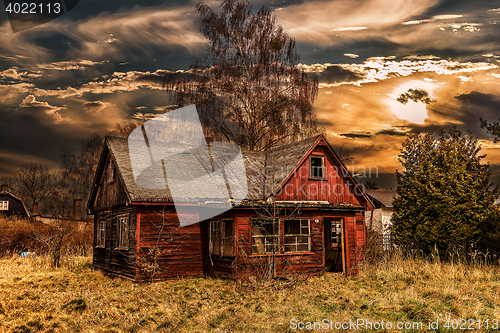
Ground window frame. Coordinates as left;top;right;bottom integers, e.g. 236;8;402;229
283;218;311;253
328;218;343;250
117;216;129;249
0;201;8;211
96;219;106;248
209;219;234;257
251;218;281;255
310;155;326;180
107;160;116;184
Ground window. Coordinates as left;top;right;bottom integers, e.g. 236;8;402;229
329;219;342;249
0;201;8;211
210;220;220;255
117;216;129;249
210;220;234;256
97;220;106;247
310;155;325;179
251;219;280;254
284;219;310;252
108;160;116;183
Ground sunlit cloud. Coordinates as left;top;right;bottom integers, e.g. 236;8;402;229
19;95;66;120
332;27;368;32
301;58;498;87
37;60;107;71
0;6;205;68
276;0;439;45
83;101;113;115
34;70;166;98
344;53;360;58
0;83;34;103
432;14;464;20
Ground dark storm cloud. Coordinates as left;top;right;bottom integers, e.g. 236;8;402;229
455;91;500;109
397;88;434;105
375;129;409;136
313;65;363;84
339;132;373;139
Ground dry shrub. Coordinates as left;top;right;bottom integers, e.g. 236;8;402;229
0;216;92;256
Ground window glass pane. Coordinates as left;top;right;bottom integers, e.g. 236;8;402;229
284;219;300;234
310;156;324;178
222;220;233;256
330;219;342;247
118;217;129;248
284;219;310;252
252;219;279;254
210;221;220;255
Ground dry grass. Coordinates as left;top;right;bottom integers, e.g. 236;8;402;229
0;252;499;333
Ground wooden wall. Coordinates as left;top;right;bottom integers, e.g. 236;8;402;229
135;206;209;282
93;205;137;280
208;209;365;279
275;145;368;207
0;193;28;217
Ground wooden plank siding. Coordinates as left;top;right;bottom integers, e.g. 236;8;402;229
93;205;137;280
274;145;365;206
135;206;209;282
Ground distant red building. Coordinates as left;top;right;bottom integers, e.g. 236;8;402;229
88;135;373;282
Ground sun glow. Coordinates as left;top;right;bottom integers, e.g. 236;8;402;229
384;80;438;124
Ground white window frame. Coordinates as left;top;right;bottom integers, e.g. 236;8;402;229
284;219;311;252
310;155;325;179
117;216;129;249
0;201;8;211
251;219;280;255
97;220;106;248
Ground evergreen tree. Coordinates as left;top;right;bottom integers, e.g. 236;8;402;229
392;128;498;256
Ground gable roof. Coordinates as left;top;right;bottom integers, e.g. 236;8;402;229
365;190;398;208
0;189;30;217
88;134;372;208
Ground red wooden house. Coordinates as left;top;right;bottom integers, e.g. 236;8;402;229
88;134;373;281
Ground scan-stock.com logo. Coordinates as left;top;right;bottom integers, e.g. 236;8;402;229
4;0;79;33
128;105;248;227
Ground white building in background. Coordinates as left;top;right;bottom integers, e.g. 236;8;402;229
365;190;399;250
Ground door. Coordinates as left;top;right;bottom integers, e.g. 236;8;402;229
324;218;344;273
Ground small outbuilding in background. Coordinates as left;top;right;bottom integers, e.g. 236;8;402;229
0;184;29;218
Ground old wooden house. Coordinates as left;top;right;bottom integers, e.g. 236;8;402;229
88;135;373;281
0;185;29;218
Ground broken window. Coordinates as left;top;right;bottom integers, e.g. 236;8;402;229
284;219;310;252
0;201;8;211
251;219;280;254
117;216;129;249
329;219;342;248
210;219;234;256
310;155;325;179
97;220;106;248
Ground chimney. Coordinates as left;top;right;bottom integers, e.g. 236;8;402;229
1;184;8;191
32;203;39;216
73;199;82;220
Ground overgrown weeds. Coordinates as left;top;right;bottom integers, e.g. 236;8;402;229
1;251;499;332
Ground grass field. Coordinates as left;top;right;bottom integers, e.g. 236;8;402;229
0;252;499;333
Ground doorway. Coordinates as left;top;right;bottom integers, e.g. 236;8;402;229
324;218;344;273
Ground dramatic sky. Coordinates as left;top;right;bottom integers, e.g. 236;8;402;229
1;0;500;189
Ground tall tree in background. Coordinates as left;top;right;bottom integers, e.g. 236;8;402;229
392;128;498;256
480;117;500;141
60;134;103;218
13;163;55;211
164;0;318;151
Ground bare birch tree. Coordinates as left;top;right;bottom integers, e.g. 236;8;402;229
164;0;319;151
